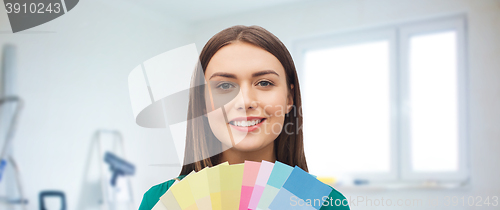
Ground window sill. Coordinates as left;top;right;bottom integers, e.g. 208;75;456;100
331;180;470;192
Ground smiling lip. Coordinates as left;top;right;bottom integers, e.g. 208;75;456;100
228;116;266;132
229;116;265;122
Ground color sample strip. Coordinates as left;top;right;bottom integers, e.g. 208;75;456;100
160;178;182;210
248;160;274;210
219;163;244;210
207;162;228;210
239;161;261;210
256;161;293;210
188;167;212;210
170;171;198;210
152;200;168;210
268;166;333;210
160;190;182;210
160;183;182;210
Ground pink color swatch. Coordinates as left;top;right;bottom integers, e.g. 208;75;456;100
239;161;261;210
247;160;274;209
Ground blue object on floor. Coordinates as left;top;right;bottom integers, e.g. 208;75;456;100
39;190;66;210
104;152;135;187
0;159;6;182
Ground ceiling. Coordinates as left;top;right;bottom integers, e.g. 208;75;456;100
123;0;307;24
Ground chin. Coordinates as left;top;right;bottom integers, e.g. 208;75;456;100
231;136;270;152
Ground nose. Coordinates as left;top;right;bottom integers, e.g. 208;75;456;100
234;84;258;111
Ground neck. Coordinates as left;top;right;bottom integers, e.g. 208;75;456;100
220;142;276;165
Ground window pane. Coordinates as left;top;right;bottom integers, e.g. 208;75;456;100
409;31;459;172
303;41;391;177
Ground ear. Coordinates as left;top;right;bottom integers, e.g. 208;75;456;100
287;84;294;114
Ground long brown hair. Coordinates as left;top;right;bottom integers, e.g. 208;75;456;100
179;25;307;175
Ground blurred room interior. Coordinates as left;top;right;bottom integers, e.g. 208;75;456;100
0;0;499;209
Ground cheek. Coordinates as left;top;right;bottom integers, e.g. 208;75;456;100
262;90;289;118
206;108;232;145
260;91;289;137
206;108;249;147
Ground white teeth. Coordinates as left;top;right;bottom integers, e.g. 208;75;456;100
231;119;262;127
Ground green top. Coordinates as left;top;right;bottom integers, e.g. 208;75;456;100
139;175;350;210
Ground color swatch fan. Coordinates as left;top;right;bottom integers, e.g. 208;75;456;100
152;161;334;210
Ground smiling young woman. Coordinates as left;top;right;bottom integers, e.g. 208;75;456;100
203;40;296;166
138;25;349;210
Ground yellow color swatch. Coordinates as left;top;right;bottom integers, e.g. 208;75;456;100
188;167;212;210
160;189;181;210
219;163;244;210
170;171;198;210
207;162;228;210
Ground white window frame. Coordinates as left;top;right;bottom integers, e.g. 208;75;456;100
294;29;399;182
399;16;469;182
292;14;469;184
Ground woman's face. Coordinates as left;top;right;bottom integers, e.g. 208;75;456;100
204;41;293;152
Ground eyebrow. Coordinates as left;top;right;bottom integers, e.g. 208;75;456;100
209;70;279;80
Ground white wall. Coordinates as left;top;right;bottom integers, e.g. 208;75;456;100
189;0;500;209
0;0;193;209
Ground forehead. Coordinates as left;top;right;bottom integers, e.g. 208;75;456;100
205;42;285;78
